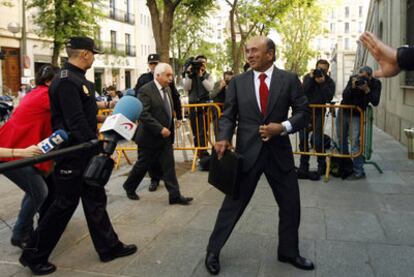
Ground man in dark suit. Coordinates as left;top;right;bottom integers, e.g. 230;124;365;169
133;54;183;192
122;63;192;205
205;36;314;275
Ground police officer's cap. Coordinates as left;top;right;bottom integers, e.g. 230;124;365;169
66;37;102;54
147;54;160;64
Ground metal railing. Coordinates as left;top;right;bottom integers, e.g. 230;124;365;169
109;8;135;24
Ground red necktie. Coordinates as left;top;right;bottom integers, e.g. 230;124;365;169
259;73;269;116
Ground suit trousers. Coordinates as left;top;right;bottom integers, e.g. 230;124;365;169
21;156;121;264
207;145;301;257
123;142;181;199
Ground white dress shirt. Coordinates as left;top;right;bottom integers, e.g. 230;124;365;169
252;66;292;133
154;80;172;118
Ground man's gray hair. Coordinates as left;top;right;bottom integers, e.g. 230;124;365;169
154;62;171;76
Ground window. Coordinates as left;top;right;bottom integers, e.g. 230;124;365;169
407;0;414;85
359;6;363;18
125;33;131;55
330;23;335;33
109;0;116;18
345;6;349;18
345;22;350;33
358;22;363;32
110;30;117;51
344;38;350;50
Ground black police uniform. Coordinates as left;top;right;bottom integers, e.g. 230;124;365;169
21;62;123;264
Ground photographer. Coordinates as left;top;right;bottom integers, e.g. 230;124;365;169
183;55;214;158
298;60;335;180
336;66;382;180
211;71;234;106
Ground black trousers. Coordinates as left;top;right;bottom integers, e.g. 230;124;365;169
21;156;121;264
123;142;181;199
299;113;326;171
148;163;162;183
207;146;301;257
189;106;208;149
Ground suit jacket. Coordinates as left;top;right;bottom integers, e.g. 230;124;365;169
218;66;310;172
135;81;175;148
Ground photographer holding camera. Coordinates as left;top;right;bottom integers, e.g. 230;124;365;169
183;55;214;158
211;71;234;106
298;59;335;180
336;66;382;180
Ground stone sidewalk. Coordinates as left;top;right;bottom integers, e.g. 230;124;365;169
1;126;414;277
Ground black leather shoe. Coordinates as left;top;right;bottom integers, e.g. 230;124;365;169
149;179;159;192
100;243;138;262
278;255;315;270
169;196;193;205
19;256;57;275
205;252;220;275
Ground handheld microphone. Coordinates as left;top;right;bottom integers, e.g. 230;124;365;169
83;95;143;187
37;129;69;153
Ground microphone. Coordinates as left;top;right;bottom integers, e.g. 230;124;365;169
99;95;143;154
37;129;69;153
83;95;143;187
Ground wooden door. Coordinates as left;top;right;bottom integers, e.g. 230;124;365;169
1;47;21;96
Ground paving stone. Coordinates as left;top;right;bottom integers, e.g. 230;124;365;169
315;240;375;277
52;224;162;275
317;190;384;212
379;212;414;245
121;228;209;277
325;210;386;243
367;244;414;277
382;194;414;212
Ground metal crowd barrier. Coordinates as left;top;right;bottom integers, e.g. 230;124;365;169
292;104;365;181
98;103;222;171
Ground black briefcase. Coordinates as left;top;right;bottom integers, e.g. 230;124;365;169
208;149;241;199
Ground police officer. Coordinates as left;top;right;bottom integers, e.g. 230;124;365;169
131;54;182;194
20;37;137;275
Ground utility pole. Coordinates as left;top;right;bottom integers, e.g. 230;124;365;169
21;0;28;80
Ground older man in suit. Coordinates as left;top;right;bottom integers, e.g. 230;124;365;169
122;63;192;205
204;36;314;275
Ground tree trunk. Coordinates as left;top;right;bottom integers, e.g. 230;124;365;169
51;41;61;67
228;1;239;74
147;0;176;63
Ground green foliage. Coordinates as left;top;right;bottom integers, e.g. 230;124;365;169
27;0;105;64
276;0;326;76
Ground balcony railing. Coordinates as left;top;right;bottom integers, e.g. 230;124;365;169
97;41;136;57
109;8;135;24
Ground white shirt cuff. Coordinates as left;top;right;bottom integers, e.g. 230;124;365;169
282;120;292;133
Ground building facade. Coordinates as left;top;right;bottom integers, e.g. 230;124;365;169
311;0;369;97
354;0;414;145
0;0;156;96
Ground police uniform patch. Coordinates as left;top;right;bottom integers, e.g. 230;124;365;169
83;85;90;95
60;69;68;78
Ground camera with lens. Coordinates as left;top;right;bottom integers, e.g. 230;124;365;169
183;57;203;78
313;68;325;78
355;76;370;87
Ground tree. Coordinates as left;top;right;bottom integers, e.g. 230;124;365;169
276;1;325;76
225;0;303;74
146;0;214;63
27;0;104;66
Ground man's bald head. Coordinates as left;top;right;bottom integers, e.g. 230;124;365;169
245;36;276;72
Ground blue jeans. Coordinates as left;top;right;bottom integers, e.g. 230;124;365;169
335;112;365;175
3;166;48;240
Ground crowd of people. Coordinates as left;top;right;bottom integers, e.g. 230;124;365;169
0;30;412;275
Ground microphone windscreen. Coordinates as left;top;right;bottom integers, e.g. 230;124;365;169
113;95;142;122
53;129;69;142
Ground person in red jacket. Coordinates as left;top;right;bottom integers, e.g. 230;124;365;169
0;64;58;248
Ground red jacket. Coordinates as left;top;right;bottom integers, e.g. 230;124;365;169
0;85;52;173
